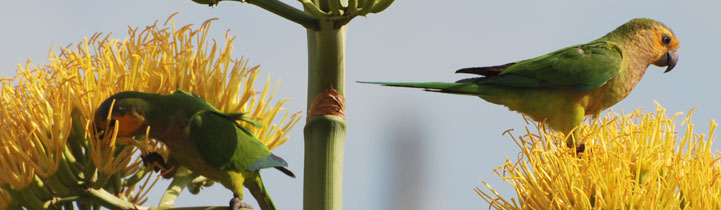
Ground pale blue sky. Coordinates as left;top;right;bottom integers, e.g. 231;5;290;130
2;1;720;210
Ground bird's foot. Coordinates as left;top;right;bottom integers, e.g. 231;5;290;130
566;142;586;154
141;152;174;178
575;143;586;154
229;195;253;210
566;137;586;154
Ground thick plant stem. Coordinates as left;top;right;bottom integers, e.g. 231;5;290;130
303;20;347;210
306;22;346;105
304;116;346;210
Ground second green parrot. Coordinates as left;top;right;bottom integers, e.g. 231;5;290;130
362;18;679;150
94;90;294;210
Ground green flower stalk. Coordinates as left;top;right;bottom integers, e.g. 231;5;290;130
0;15;300;210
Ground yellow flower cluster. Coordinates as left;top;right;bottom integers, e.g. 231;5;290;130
0;13;300;208
477;103;719;209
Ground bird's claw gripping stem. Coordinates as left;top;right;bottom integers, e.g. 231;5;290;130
229;195;253;210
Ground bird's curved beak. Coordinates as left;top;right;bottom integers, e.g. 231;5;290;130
655;50;678;73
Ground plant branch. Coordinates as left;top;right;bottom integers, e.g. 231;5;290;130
246;0;320;30
85;188;136;210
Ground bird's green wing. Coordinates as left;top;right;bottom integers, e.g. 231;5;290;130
188;110;271;171
477;41;622;91
171;90;263;127
217;112;265;128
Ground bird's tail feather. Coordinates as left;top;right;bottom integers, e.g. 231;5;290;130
358;81;490;96
274;167;296;178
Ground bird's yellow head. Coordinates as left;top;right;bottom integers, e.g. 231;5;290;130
612;18;680;73
646;21;679;73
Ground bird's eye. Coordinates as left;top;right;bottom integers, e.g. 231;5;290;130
661;34;671;46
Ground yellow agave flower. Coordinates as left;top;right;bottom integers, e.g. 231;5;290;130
0;13;300;209
477;103;719;209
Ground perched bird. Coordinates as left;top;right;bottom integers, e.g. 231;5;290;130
361;18;679;150
94;90;295;210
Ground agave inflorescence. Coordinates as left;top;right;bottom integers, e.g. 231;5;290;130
0;13;300;209
477;103;719;209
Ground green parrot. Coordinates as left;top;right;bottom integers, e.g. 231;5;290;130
361;18;679;150
94;90;295;210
